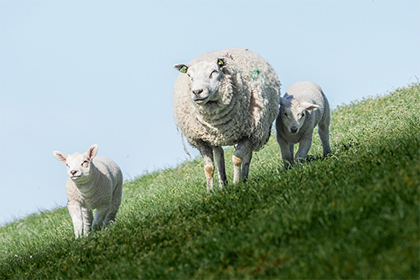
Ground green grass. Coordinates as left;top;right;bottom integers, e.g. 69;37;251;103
1;83;419;279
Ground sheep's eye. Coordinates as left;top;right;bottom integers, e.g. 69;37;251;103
209;70;218;78
65;164;70;168
301;112;305;117
82;160;89;166
187;74;193;81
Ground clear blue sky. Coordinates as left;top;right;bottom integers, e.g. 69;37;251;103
0;0;419;225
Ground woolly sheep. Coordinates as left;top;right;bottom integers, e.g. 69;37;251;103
173;48;280;191
275;81;332;169
53;144;123;238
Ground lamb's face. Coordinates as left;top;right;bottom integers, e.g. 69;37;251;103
54;144;98;184
281;104;307;135
65;153;93;182
280;97;320;134
174;58;226;106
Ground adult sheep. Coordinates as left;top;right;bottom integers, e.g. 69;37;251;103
173;48;280;191
275;81;332;169
53;144;123;238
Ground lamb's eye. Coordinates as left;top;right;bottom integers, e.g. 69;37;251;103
302;112;305;117
187;74;193;81
82;160;89;166
65;164;70;168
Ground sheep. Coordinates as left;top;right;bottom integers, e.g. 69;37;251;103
53;144;123;238
173;48;280;191
275;81;332;169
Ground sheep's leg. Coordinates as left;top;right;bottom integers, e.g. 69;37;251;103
81;207;93;236
241;151;253;182
92;207;108;231
105;181;123;226
295;135;313;163
199;144;215;192
213;146;227;188
277;135;293;169
288;143;294;168
232;155;242;184
233;139;252;183
318;119;332;157
319;95;333;157
67;201;86;238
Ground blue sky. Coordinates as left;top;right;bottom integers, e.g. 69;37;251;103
0;0;419;225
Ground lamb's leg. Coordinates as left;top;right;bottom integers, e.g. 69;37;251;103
81;207;93;236
277;135;294;169
318;118;332;156
67;201;83;238
233;139;252;183
213;146;227;188
199;144;215;192
295;135;313;163
92;207;108;231
105;180;123;226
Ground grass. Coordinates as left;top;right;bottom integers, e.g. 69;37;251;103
0;83;419;279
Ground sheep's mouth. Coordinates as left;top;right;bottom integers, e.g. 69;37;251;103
193;96;210;104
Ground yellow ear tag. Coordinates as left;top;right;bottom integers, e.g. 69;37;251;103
180;65;188;73
217;59;224;67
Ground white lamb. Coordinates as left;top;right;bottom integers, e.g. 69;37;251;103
173;48;280;191
53;144;123;238
276;81;332;169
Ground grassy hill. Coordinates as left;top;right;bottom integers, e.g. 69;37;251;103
1;83;419;279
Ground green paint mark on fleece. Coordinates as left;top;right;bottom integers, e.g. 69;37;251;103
250;69;261;80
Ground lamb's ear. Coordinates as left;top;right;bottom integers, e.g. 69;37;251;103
174;64;188;74
279;97;288;106
53;151;68;163
302;102;320;112
87;144;98;159
217;58;226;68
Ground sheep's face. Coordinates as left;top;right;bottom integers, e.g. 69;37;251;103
64;153;93;182
174;58;226;105
280;97;319;134
53;144;98;184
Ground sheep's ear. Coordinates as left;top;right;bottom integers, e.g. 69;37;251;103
302;102;320;112
217;58;226;68
174;64;188;74
87;144;98;159
279;97;289;106
53;151;68;163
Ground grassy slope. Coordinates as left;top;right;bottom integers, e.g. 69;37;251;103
0;84;419;279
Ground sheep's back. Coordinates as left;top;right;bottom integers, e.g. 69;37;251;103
93;156;123;188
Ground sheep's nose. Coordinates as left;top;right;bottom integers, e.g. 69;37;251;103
70;170;77;176
291;127;298;134
193;89;203;96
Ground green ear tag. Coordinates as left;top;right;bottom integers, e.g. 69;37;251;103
218;59;224;67
180;65;188;73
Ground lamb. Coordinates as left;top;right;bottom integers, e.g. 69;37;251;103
173;48;280;191
53;144;123;238
275;81;332;169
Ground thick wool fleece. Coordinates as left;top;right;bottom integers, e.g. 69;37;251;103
173;48;280;151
